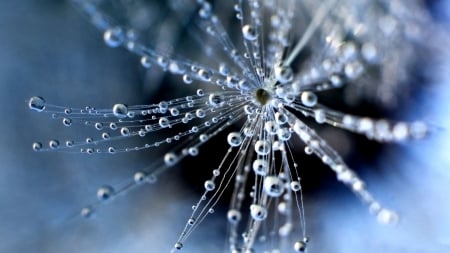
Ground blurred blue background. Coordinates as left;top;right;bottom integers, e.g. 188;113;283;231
0;1;449;253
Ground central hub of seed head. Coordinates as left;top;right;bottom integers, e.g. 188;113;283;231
254;88;271;106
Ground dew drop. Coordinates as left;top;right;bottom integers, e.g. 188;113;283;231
242;24;257;41
263;176;284;197
377;209;399;225
195;109;206;118
264;121;278;135
227;209;242;224
290;181;302;192
196;89;205;96
209;93;224;107
109;122;118;130
227;132;242;147
294;240;306;252
120;127;130;136
103;27;125;47
140;55;152;68
61;118;72;127
80;206;93;218
314;109;326;124
300;91;318;107
198;68;212;81
250;204;267;221
131;172;145;184
28;96;46;112
274;64;293;84
277;128;291;141
252;159;269;176
108;147;116;154
182;74;193;84
164;152;178;166
254;140;270;155
169;108;179;116
204;180;215;191
112;104;128;118
32;142;42;151
219;63;230;75
94;122;103;130
97;185;114;201
65;140;74;147
49;140;59;149
174;242;183;250
188;147;199;156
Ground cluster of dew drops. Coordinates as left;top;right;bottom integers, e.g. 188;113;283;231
27;0;436;252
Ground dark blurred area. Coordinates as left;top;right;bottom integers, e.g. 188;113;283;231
1;1;449;253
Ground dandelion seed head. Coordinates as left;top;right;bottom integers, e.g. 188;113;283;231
27;0;445;252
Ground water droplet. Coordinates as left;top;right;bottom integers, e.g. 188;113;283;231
204;180;215;191
314;109;326;124
227;132;242;147
344;61;364;79
196;89;205;96
164;152;178;166
174;242;183;250
252;159;269;176
112;104;128;118
80;206;93;218
108;147;116;154
227;209;241;224
274;64;293;84
300;91;318;107
49;140;60;149
188;147;199;156
250;204;267;221
242;24;257;41
277;128;291;141
97;185;114;201
377;209;399;225
65;140;74;147
32;142;42;151
103;27;125;47
120;127;130;136
134;171;146;184
209;93;224;107
182;74;193;84
294;240;306;252
264;121;278;135
219;63;230;75
254;140;270;155
290;181;301;191
28;96;46;112
198;68;212;81
198;2;212;19
140;56;152;68
94;122;103;130
275;112;287;124
263;176;284;197
109;122;118;130
169;108;179;116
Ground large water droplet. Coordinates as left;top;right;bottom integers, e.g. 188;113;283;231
242;24;257;41
227;132;242;147
263;176;284;197
112;104;128;118
28;96;46;112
